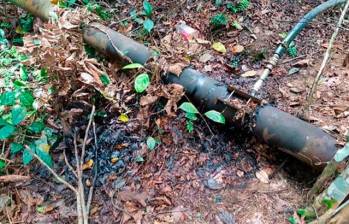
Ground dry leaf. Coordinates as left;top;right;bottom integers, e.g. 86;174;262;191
231;44;244;54
212;42;226;54
241;70;257;77
82;159;94;170
256;170;269;183
167;63;186;76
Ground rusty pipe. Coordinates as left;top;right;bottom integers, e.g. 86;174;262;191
79;25;338;167
83;23;151;65
9;0;56;21
254;105;337;166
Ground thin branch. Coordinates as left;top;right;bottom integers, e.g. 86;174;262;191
86;121;98;213
80;105;96;167
305;0;349;109
64;149;78;178
24;145;77;194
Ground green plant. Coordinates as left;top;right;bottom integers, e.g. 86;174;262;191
58;0;76;8
210;13;228;28
0;34;56;169
134;73;150;93
279;32;298;58
179;102;199;133
204;110;226;124
146;136;159;150
84;1;110;20
227;0;250;13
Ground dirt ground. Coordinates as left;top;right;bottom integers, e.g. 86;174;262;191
1;0;349;223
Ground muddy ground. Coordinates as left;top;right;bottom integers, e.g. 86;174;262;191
0;0;349;223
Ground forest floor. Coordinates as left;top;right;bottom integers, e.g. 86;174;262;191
0;0;348;223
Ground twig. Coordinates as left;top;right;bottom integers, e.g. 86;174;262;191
76;105;96;224
86;121;98;214
24;145;77;193
64;149;78;178
74;133;87;224
80;105;96;167
305;0;349;109
0;175;30;183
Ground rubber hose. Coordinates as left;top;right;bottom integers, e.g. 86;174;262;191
275;0;346;56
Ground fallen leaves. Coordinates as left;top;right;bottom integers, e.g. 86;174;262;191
241;70;257;77
212;42;226;53
231;44;244;54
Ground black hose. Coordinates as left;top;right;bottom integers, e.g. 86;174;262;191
252;0;346;95
275;0;346;56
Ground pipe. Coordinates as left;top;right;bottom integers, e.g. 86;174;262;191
8;0;56;21
254;105;337;166
8;1;338;166
166;69;337;166
251;0;346;96
83;23;151;65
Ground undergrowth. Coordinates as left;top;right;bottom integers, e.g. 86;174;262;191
0;29;57;171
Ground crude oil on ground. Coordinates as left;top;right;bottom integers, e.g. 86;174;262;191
1;0;348;223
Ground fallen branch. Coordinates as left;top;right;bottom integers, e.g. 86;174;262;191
0;175;30;183
305;0;349;109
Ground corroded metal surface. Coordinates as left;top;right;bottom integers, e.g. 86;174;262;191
83;23;151;65
10;0;55;21
254;105;337;166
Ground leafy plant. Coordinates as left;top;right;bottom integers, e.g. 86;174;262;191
179;102;199;133
143;1;153;17
58;0;76;8
143;19;154;34
122;63;144;70
85;2;110;20
0;33;56;169
210;13;228;28
279;32;298;58
146;136;157;150
204;110;226;124
227;0;250;13
134;73;150;93
215;0;223;7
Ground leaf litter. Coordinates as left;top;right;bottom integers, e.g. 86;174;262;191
1;0;349;223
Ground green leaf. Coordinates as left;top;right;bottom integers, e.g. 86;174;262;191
185;112;197;121
28;121;45;133
0;159;6;171
22;147;33;165
99;73;110;86
204;110;226;124
20;65;29;81
287;216;297;224
143;19;154;33
11;106;27;125
19;91;34;107
186;120;194;133
0;91;15;106
215;0;223;6
134;73;150;93
135;155;144;163
36;205;46;214
0;125;15;140
210;13;227;28
122;63;144;70
322;197;337;209
146;136;156;150
212;42;226;53
143;1;153;17
179;102;199;114
35;136;53;167
10;142;23;155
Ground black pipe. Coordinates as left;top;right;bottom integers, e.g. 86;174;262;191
251;0;346;95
